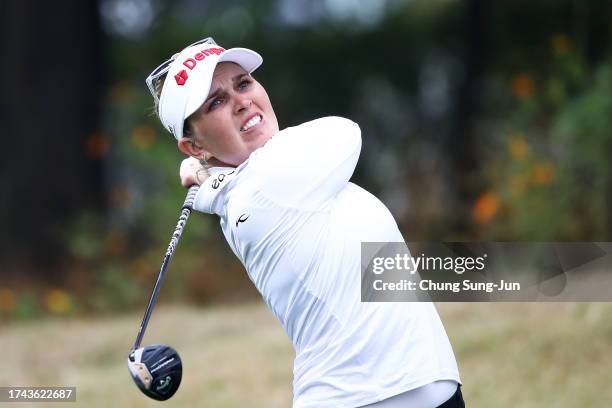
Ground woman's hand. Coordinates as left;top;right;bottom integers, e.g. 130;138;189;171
179;157;210;187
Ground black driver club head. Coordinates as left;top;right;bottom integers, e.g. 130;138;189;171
128;344;183;401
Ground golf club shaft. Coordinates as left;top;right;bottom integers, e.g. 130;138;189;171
132;185;200;351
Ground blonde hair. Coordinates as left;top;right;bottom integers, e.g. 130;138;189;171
153;74;193;138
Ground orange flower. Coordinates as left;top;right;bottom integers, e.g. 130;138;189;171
508;133;530;159
44;289;72;315
132;124;156;150
472;192;500;224
512;74;534;100
551;34;570;56
0;288;16;312
531;162;555;185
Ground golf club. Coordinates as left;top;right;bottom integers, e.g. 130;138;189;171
127;184;199;401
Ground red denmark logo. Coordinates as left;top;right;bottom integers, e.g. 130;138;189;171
173;47;225;86
175;70;188;86
183;47;225;70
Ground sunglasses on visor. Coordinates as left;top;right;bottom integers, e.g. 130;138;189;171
145;37;218;105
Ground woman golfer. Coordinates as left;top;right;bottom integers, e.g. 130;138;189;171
147;37;464;407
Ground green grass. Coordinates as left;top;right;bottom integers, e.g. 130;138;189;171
1;302;611;407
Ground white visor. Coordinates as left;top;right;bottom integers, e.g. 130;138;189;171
158;43;262;140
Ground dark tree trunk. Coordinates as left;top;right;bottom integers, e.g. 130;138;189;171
0;0;104;271
449;0;486;238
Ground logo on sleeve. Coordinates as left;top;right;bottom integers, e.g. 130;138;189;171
211;170;235;190
235;213;249;227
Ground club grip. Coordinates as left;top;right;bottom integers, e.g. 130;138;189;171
182;184;200;210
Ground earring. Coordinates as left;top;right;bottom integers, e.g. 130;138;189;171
199;155;209;168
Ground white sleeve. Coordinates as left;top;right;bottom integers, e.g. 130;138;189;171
192;167;237;215
254;116;362;210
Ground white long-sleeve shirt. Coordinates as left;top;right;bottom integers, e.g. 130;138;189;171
193;117;460;408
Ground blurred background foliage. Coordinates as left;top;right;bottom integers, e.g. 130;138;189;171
1;0;611;321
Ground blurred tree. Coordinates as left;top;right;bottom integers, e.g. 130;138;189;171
2;0;610;310
473;0;612;240
0;0;105;274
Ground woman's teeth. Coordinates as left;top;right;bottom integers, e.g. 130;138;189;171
241;115;262;131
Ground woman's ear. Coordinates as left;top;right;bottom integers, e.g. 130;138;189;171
177;137;209;159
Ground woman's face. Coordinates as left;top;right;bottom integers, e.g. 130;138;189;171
186;62;279;166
